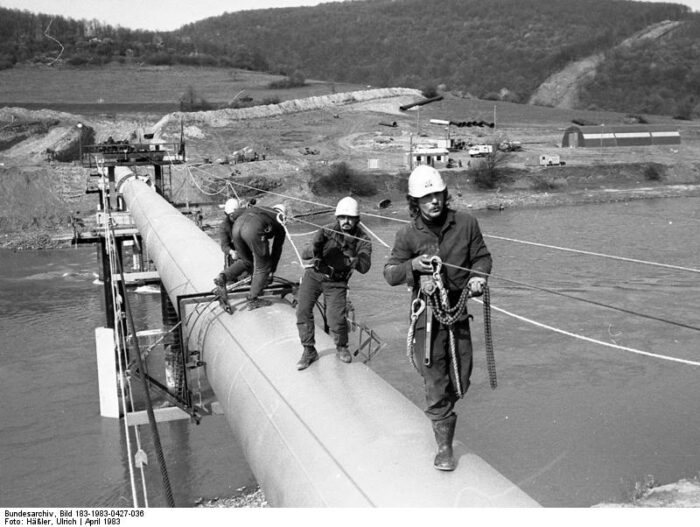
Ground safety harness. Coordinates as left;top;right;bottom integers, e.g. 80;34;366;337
406;256;497;395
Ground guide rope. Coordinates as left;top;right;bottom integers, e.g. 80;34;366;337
111;223;176;507
484;234;700;275
212;172;700;276
480;300;700;367
186;165;700;365
97;161;146;507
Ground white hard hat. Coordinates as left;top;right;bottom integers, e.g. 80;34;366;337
335;196;359;217
224;198;240;214
408;165;446;198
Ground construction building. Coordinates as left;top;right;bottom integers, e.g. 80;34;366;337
408;145;449;168
562;124;680;148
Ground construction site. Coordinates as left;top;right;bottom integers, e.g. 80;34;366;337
3;76;700;508
3;86;700;250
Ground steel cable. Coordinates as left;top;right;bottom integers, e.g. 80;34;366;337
189;165;700;339
97;162;144;507
112;225;176;508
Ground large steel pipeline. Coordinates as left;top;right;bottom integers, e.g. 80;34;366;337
121;177;540;507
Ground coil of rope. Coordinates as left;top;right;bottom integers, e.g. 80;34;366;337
406;257;496;394
482;286;497;389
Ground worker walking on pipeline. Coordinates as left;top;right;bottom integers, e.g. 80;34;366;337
213;203;287;310
295;197;372;370
383;166;492;471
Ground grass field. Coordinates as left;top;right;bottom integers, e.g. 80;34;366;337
3;63;697;131
0;63;365;113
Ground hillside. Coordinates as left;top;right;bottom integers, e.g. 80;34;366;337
1;0;698;116
179;0;691;105
529;20;683;109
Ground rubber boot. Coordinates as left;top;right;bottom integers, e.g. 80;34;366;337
213;273;232;314
296;346;319;371
432;414;457;471
336;345;352;363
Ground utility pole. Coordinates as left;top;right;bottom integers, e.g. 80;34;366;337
77;122;83;165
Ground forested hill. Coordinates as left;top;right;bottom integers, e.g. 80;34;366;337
2;0;700;116
179;0;689;100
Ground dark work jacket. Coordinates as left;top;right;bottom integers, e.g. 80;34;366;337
242;206;286;268
383;208;492;300
219;208;247;253
302;222;372;281
219;214;235;253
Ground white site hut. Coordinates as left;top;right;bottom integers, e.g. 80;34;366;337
408;145;449;169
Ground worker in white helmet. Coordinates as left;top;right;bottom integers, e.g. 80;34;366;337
295;196;372;370
213;203;287;310
383;165;492;471
219;198;242;266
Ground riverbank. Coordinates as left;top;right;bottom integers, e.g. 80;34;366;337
3;176;700;251
1;230;72;250
199;471;700;509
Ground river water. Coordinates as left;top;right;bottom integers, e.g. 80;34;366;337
1;197;699;507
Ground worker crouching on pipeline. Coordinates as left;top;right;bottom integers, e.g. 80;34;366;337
383;166;492;471
295;197;372;370
214;203;287;310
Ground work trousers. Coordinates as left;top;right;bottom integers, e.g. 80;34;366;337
224;214;274;299
411;314;473;422
296;269;349;349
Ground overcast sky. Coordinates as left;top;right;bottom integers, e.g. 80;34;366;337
0;0;327;31
0;0;699;31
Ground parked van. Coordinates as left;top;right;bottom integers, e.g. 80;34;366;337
468;144;493;157
539;154;564;166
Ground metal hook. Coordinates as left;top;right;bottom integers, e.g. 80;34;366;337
429;255;442;274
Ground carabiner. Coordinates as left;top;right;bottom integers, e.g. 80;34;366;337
410;297;426;321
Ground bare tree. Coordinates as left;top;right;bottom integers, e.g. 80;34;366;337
470;141;508;189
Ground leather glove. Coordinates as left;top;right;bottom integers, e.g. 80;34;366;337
467;276;487;296
411;254;434;274
229;249;238;260
345;255;358;268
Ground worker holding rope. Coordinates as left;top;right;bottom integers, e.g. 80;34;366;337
295;197;372;370
384;165;492;471
214;203;287;310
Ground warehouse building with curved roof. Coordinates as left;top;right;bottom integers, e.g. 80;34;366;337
562;124;680;148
